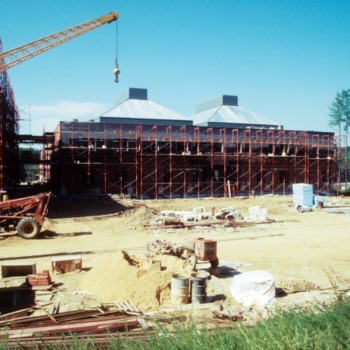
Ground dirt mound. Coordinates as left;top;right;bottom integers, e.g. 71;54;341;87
122;206;159;231
80;250;192;311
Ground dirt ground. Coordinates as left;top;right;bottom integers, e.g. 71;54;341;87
1;195;350;314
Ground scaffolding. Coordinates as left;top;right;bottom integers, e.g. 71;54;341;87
52;121;338;198
0;39;20;192
17;133;54;184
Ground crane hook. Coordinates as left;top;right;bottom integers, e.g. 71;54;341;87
114;59;120;83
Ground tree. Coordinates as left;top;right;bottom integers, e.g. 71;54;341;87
329;90;350;134
329;89;350;186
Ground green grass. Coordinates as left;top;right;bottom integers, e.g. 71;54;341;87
2;298;350;349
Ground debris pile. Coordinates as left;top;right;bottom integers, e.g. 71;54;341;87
145;205;272;229
277;280;320;293
146;239;185;258
159;206;213;223
214;206;242;221
0;306;141;345
212;305;245;321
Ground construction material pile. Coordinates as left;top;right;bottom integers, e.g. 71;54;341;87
146;239;185;258
26;270;52;288
0;306;140;345
80;250;192;311
214;206;242;220
145;205;271;230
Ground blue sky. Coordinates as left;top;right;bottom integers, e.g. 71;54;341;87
1;0;350;135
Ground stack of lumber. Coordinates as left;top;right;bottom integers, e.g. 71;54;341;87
0;305;142;346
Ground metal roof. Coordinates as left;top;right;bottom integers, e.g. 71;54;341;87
99;116;192;126
192;105;279;127
101;99;189;121
100;88;190;124
191;95;279;128
100;89;279;129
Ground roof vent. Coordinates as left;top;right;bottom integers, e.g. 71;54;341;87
116;88;148;106
196;95;238;113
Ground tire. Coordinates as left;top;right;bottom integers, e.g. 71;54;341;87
17;218;41;239
210;258;219;268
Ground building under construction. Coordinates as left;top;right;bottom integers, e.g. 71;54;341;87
0;12;340;199
50;88;338;199
0;39;20;192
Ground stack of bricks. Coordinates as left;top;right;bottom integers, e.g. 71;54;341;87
26;270;52;287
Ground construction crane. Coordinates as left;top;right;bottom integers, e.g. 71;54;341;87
0;12;120;82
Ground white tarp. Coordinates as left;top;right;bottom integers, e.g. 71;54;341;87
230;270;275;307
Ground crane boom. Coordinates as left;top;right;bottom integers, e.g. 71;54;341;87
0;12;118;73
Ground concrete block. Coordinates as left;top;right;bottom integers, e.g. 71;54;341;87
1;262;36;278
197;212;212;221
220;206;235;213
249;206;268;216
160;210;176;217
182;214;196;222
192;207;205;214
248;206;268;221
52;255;82;274
225;210;242;220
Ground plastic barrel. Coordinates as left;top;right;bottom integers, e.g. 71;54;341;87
191;272;207;304
171;274;189;305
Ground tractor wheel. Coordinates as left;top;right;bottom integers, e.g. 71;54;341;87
210;258;219;268
17;218;41;239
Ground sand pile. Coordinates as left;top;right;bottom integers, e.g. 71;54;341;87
123;206;158;231
80;250;192;311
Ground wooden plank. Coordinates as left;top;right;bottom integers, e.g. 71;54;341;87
323;207;350;213
112;301;141;314
128;302;141;313
0;308;32;322
1;317;139;339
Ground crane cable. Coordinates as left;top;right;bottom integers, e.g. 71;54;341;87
114;19;120;83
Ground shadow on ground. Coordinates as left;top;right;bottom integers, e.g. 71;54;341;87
38;230;93;239
46;196;132;219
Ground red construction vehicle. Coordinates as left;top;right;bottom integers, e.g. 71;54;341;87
0;192;51;239
185;238;219;269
